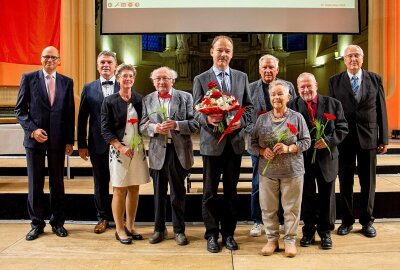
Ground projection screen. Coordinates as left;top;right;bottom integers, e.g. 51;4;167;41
101;0;360;34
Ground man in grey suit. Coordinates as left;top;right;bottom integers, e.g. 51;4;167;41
77;50;118;234
193;35;253;253
140;67;199;246
247;54;296;237
15;46;75;240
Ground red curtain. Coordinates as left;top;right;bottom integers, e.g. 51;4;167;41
0;0;60;65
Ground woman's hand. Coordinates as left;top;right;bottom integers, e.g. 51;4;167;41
119;145;134;159
273;143;289;155
261;148;275;160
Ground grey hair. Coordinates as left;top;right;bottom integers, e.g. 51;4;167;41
269;79;290;95
297;72;317;83
344;44;364;56
150;66;178;80
97;50;117;63
259;54;279;67
115;63;137;78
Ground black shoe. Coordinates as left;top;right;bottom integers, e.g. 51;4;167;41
320;236;333;249
52;226;68;237
115;232;132;245
26;227;44;241
337;224;353;235
222;236;238;251
124;226;143;240
174;233;188;246
361;224;377;238
300;235;315;247
207;236;220;253
149;230;167;244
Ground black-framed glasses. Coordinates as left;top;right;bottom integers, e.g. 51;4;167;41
41;55;59;61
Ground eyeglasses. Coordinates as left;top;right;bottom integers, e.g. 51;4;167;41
41;55;59;61
153;77;172;82
344;53;363;59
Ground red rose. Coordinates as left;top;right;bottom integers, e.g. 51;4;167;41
208;81;218;89
159;93;172;99
203;99;212;105
128;118;138;124
324;113;336;121
210;90;222;99
287;122;298;135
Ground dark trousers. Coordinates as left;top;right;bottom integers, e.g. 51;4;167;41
301;162;336;237
150;144;188;234
250;155;262;224
90;150;112;221
26;147;66;229
338;140;376;226
202;142;242;240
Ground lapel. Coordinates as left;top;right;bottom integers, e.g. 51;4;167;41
256;79;267;110
53;73;64;107
315;94;325;122
148;91;164;122
298;98;313;126
36;71;51;109
94;80;104;100
169;88;181;120
341;71;358;106
360;69;371;104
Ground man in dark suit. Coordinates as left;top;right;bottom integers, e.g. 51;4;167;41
290;72;348;249
329;45;388;237
193;35;253;253
140;67;199;246
77;50;118;234
246;54;296;237
15;46;75;241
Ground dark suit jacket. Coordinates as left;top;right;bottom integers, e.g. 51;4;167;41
77;80;119;154
101;89;143;144
193;67;253;156
289;94;348;182
329;69;388;149
15;70;75;150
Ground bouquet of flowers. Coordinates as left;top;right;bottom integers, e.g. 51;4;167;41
310;113;336;164
262;122;298;175
195;81;240;132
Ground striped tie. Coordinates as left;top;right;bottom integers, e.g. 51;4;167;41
351;76;359;94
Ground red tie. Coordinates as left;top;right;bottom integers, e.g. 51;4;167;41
47;74;55;106
307;101;315;123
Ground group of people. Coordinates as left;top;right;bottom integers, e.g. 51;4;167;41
15;36;388;258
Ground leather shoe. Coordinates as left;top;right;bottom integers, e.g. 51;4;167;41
174;233;188;246
222;236;238;251
26;227;44;241
320;236;333;249
124;226;143;240
300;235;315;247
149;230;167;244
52;226;68;237
337;224;353;235
115;232;132;245
361;224;377;238
284;242;297;257
261;241;279;256
207;236;220;253
94;220;109;234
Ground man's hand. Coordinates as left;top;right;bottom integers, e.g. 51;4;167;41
377;144;388;154
314;139;328;149
78;148;89;161
65;144;73;156
32;128;48;143
229;120;241;131
207;113;224;127
161;120;177;131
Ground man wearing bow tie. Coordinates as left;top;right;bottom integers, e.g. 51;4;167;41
329;45;388;238
77;50;118;234
15;46;75;240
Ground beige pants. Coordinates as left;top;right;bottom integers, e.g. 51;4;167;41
259;175;304;244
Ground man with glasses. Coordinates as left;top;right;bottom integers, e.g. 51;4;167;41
140;67;199;246
77;51;118;234
329;44;388;238
15;46;75;241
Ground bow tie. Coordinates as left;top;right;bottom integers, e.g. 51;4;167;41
102;81;113;86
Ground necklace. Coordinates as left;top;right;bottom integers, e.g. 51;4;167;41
270;110;289;121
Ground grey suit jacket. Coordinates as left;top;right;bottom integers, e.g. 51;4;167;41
193;67;253;156
139;88;199;170
246;78;296;155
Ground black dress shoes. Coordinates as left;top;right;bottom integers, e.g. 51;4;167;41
361;224;377;237
26;227;44;241
124;226;143;240
300;235;315;247
149;230;167;244
320;236;333;249
337;224;353;235
115;232;132;245
222;236;239;251
52;226;68;237
174;233;188;246
207;236;220;253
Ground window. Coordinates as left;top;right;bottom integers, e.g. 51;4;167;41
283;34;307;52
142;34;166;52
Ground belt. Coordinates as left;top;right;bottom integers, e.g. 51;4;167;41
167;137;173;144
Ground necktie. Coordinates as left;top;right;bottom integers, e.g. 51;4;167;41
46;74;55;106
219;72;228;92
102;81;113;85
351;76;359;94
307;101;315;123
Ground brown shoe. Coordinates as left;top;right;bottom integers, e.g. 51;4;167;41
94;220;109;234
261;241;279;256
284;242;297;257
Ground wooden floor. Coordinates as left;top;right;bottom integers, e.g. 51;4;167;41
0;221;399;270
